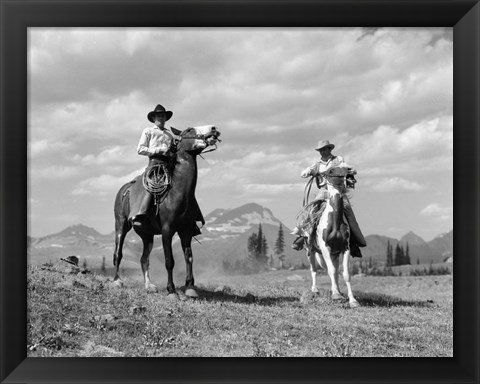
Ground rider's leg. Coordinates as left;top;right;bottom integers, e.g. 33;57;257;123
343;196;367;247
129;188;152;226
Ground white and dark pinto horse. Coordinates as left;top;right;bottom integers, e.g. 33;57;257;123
305;166;360;308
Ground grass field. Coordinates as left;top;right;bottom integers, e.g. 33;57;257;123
27;262;453;357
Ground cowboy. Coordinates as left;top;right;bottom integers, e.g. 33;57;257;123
129;104;204;235
291;140;367;257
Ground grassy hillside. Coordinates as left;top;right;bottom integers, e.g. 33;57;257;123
27;261;453;357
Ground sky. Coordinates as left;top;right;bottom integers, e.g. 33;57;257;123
28;27;453;241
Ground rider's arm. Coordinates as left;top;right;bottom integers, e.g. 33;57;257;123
300;163;319;178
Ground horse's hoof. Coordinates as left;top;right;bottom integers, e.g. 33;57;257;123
167;293;179;301
311;287;319;294
331;292;344;301
113;279;124;287
185;288;199;298
349;300;360;308
145;284;158;293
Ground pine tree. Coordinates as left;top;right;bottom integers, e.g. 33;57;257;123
261;235;268;260
101;256;106;274
274;224;285;256
256;224;264;257
405;242;411;265
246;225;269;271
386;240;393;267
247;233;258;259
274;224;286;269
394;243;403;266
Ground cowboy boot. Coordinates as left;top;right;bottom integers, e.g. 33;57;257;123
130;189;152;227
350;241;363;258
292;236;305;251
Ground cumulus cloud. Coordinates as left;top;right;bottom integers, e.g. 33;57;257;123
29;139;73;157
366;177;425;192
71;168;143;196
27;27;453;238
420;203;452;220
73;145;136;167
31;165;82;180
343;116;453;176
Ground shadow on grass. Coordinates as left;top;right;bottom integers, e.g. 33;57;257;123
195;287;299;307
356;291;436;308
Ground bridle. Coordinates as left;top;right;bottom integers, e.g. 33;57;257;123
303;169;348;206
177;128;222;156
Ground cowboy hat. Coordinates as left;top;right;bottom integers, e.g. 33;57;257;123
315;140;335;151
147;104;173;122
60;255;79;267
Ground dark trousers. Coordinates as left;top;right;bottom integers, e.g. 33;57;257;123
343;197;367;247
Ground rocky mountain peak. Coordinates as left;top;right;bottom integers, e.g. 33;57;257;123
57;224;101;239
400;231;426;245
205;203;282;236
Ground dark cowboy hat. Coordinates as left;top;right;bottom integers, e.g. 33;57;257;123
60;255;79;267
147;104;173;122
315;139;335;151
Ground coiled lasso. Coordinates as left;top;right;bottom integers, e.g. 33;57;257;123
142;163;171;213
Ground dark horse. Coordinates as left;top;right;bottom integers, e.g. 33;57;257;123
113;125;221;298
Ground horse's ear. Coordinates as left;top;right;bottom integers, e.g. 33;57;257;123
171;127;183;136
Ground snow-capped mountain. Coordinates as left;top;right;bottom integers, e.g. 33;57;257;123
203;203;282;239
27;204;453;276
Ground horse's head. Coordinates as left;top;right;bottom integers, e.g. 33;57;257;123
177;125;221;153
322;166;350;192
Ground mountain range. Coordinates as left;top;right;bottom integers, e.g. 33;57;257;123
28;203;453;277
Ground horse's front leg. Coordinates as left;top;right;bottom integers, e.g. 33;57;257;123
161;230;176;296
179;230;199;298
138;232;157;292
306;248;319;293
321;245;343;300
342;249;360;308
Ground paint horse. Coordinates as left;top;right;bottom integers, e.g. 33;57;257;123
113;125;221;298
305;166;360;308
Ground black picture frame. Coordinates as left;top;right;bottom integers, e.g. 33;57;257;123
1;1;478;383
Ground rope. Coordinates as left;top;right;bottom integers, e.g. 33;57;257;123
142;164;171;213
303;176;315;207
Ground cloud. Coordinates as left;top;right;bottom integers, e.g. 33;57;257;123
31;165;82;180
71;168;143;196
243;183;304;196
27;27;453;239
420;203;452;220
73;145;136;167
367;177;425;192
29;139;73;157
343;116;453;176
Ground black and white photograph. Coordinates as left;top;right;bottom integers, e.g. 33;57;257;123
25;26;456;358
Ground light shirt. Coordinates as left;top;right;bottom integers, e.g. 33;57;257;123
137;126;178;157
301;155;355;186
